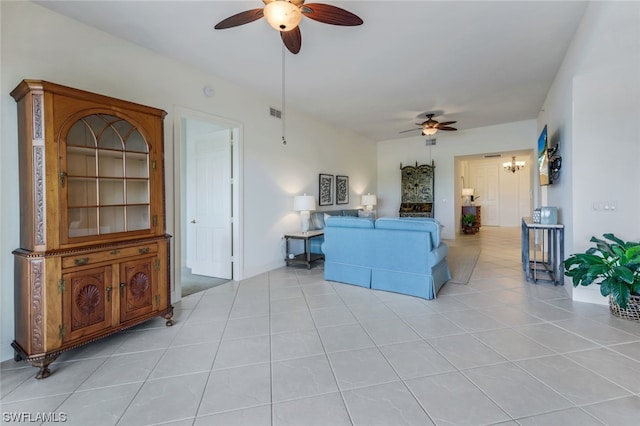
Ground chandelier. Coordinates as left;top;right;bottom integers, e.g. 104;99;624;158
503;156;525;173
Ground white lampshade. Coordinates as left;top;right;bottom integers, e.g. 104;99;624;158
293;194;316;212
263;0;302;32
361;193;377;207
461;188;475;196
422;127;438;136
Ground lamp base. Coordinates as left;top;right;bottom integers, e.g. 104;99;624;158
300;211;310;233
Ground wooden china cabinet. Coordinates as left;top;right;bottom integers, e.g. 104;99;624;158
10;80;173;379
399;162;434;218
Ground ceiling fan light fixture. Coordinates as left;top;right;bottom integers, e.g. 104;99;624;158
264;0;302;32
422;127;438;136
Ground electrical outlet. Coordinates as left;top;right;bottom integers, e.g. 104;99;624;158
593;201;618;211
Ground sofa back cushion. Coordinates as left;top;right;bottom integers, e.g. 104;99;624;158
322;216;376;269
341;209;360;217
375;218;441;247
309;209;364;230
325;216;375;228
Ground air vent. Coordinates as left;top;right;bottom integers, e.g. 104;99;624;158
269;107;282;119
484;154;502;158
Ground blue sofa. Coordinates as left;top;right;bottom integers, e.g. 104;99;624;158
321;217;451;299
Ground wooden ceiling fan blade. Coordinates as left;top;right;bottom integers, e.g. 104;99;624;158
399;128;420;134
436;121;457;127
302;4;363;26
438;126;458;131
214;9;264;29
281;27;302;54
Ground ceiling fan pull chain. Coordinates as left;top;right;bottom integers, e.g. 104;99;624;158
281;44;287;145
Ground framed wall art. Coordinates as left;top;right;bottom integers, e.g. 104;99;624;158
319;174;334;206
336;175;349;204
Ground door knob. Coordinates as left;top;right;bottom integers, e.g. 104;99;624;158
191;220;197;224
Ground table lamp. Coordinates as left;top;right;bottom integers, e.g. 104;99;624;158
462;188;474;206
361;193;377;211
293;194;316;233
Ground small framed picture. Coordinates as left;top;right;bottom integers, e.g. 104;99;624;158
336;175;349;205
319;174;334;206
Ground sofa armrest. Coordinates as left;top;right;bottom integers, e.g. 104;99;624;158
429;243;449;268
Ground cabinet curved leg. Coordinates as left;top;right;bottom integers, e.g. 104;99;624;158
31;354;60;379
163;305;175;326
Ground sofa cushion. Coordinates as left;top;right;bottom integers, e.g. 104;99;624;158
341;209;360;217
309;211;326;231
375;218;441;247
310;209;365;230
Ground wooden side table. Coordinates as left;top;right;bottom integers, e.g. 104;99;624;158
284;230;325;269
462;205;481;234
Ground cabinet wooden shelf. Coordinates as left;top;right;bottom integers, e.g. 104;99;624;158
11;80;173;379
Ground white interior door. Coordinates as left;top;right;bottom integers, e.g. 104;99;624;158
501;160;532;226
471;163;500;226
186;126;232;279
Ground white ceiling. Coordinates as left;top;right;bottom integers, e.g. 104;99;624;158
35;1;588;142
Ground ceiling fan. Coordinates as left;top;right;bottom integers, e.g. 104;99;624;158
214;0;363;54
400;113;458;136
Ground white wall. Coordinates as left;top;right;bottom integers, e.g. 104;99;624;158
539;1;640;304
0;2;376;361
377;120;537;240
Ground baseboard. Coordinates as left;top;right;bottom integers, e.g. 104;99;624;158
241;259;286;281
573;286;608;305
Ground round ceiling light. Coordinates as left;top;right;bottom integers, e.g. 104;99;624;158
263;0;302;32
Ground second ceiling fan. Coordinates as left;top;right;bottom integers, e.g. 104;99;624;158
400;113;458;136
214;0;363;54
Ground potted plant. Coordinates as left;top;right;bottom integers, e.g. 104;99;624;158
461;213;477;234
564;233;640;321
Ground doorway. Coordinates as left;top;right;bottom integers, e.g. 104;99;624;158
173;108;242;300
456;150;533;232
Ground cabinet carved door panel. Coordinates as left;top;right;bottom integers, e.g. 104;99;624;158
120;257;156;323
63;266;113;343
399;163;434;218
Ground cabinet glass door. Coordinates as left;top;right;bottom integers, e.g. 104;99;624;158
64;114;150;239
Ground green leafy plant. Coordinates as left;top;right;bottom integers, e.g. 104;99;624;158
564;234;640;308
462;214;476;227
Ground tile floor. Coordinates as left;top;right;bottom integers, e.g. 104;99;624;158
181;269;230;298
1;227;639;425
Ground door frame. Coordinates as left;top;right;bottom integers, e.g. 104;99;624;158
172;106;243;302
455;149;533;233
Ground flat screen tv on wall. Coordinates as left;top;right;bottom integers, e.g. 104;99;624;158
538;125;550;185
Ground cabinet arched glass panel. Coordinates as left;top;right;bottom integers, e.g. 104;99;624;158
65;114;150;238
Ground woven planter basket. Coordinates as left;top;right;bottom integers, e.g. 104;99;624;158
609;294;640;321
